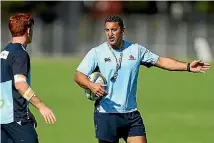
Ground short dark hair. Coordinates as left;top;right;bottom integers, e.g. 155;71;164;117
105;15;124;30
9;13;34;37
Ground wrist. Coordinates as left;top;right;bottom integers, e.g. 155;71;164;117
87;81;93;90
187;63;191;72
35;101;45;110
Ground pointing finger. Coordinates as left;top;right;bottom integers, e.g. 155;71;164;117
203;63;211;66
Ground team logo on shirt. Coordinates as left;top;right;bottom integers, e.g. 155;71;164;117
0;51;9;59
128;55;136;60
104;57;111;62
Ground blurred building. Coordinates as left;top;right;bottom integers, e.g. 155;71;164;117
1;1;214;61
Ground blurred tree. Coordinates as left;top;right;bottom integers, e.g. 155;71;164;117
90;1;123;20
1;1;60;24
123;1;158;14
195;1;214;13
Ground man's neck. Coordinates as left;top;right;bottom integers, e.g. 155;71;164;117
11;37;27;48
111;40;124;50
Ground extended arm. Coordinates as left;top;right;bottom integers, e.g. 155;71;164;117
14;74;56;124
154;57;188;71
12;51;56;124
15;75;43;109
154;57;211;73
139;44;211;73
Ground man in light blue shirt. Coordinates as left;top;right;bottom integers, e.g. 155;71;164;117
74;16;211;143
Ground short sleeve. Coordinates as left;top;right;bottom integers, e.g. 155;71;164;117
139;45;159;68
76;48;98;76
12;51;30;76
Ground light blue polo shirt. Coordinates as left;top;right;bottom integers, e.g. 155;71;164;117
77;40;159;113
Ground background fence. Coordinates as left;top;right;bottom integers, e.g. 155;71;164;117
1;1;214;61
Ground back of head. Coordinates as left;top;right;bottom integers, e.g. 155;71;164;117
8;13;34;37
104;15;125;30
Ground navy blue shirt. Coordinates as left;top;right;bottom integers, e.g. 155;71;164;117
0;43;31;124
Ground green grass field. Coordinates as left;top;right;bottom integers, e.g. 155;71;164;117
29;58;214;143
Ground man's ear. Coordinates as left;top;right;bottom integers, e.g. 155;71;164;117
27;28;30;35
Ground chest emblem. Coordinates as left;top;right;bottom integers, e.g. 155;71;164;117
128;55;136;60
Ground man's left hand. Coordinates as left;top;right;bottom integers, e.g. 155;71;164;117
190;60;211;73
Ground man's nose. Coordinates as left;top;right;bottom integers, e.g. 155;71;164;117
108;31;113;36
